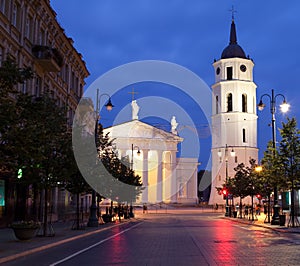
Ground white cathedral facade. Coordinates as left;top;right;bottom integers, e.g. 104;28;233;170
209;19;259;205
103;105;199;205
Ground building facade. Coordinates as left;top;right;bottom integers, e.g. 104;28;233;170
0;0;89;224
209;19;258;205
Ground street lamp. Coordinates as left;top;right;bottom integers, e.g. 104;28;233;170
131;144;141;170
129;144;140;218
218;144;235;217
258;89;289;225
87;89;114;227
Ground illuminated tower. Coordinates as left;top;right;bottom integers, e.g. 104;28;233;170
209;18;258;205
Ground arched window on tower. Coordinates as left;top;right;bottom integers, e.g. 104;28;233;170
242;94;247;112
216;95;219;114
242;128;246;143
227;93;233;112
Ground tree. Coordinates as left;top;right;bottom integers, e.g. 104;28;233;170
0;57;33;223
10;93;70;235
97;124;143;203
260;141;285;193
72;108;143;222
0;57;33;173
225;159;260;218
278;117;300;227
63;127;92;229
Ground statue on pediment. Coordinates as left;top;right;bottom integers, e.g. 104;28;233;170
171;116;178;135
132;100;139;120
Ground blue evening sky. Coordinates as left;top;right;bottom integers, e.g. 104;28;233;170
51;0;300;170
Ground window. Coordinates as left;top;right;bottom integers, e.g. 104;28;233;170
71;71;75;91
25;16;33;40
22;82;27;94
76;77;79;94
227;67;233;80
64;64;69;83
25;18;30;38
12;3;17;26
242;128;246;143
0;0;5;13
227;93;233;112
80;84;83;96
38;29;45;45
216;95;219;114
242;94;247;112
35;77;42;97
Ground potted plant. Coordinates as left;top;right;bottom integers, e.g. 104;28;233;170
10;220;41;240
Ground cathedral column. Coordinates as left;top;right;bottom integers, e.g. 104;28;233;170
141;149;149;203
170;151;177;202
156;150;163;202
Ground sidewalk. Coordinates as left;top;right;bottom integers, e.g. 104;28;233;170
224;211;300;234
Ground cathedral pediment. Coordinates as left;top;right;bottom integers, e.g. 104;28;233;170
104;120;183;143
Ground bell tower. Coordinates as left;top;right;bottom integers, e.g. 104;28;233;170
209;18;258;205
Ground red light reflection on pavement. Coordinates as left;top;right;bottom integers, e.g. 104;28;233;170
107;226;130;265
213;221;236;265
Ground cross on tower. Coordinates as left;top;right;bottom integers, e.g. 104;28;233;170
229;5;237;20
128;88;138;101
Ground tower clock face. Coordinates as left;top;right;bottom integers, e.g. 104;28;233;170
216;67;220;75
240;64;247;72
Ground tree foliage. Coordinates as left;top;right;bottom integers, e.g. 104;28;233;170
11;93;70;188
278;117;300;189
231;159;261;198
0;56;33;95
97;124;143;202
0;58;33;172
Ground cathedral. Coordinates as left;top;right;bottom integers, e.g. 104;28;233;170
209;18;259;205
103;102;199;204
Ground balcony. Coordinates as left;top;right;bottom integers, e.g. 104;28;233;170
32;45;63;72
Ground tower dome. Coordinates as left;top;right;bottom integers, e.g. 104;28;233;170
221;19;247;59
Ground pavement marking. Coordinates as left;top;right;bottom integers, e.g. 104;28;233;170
50;221;143;266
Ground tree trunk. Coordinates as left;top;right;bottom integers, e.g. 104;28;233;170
14;183;27;221
76;192;80;230
239;198;243;219
43;188;48;237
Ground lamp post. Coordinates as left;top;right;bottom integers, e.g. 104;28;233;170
129;144;140;218
218;144;235;217
258;89;289;225
249;178;255;222
131;144;141;170
87;89;114;227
